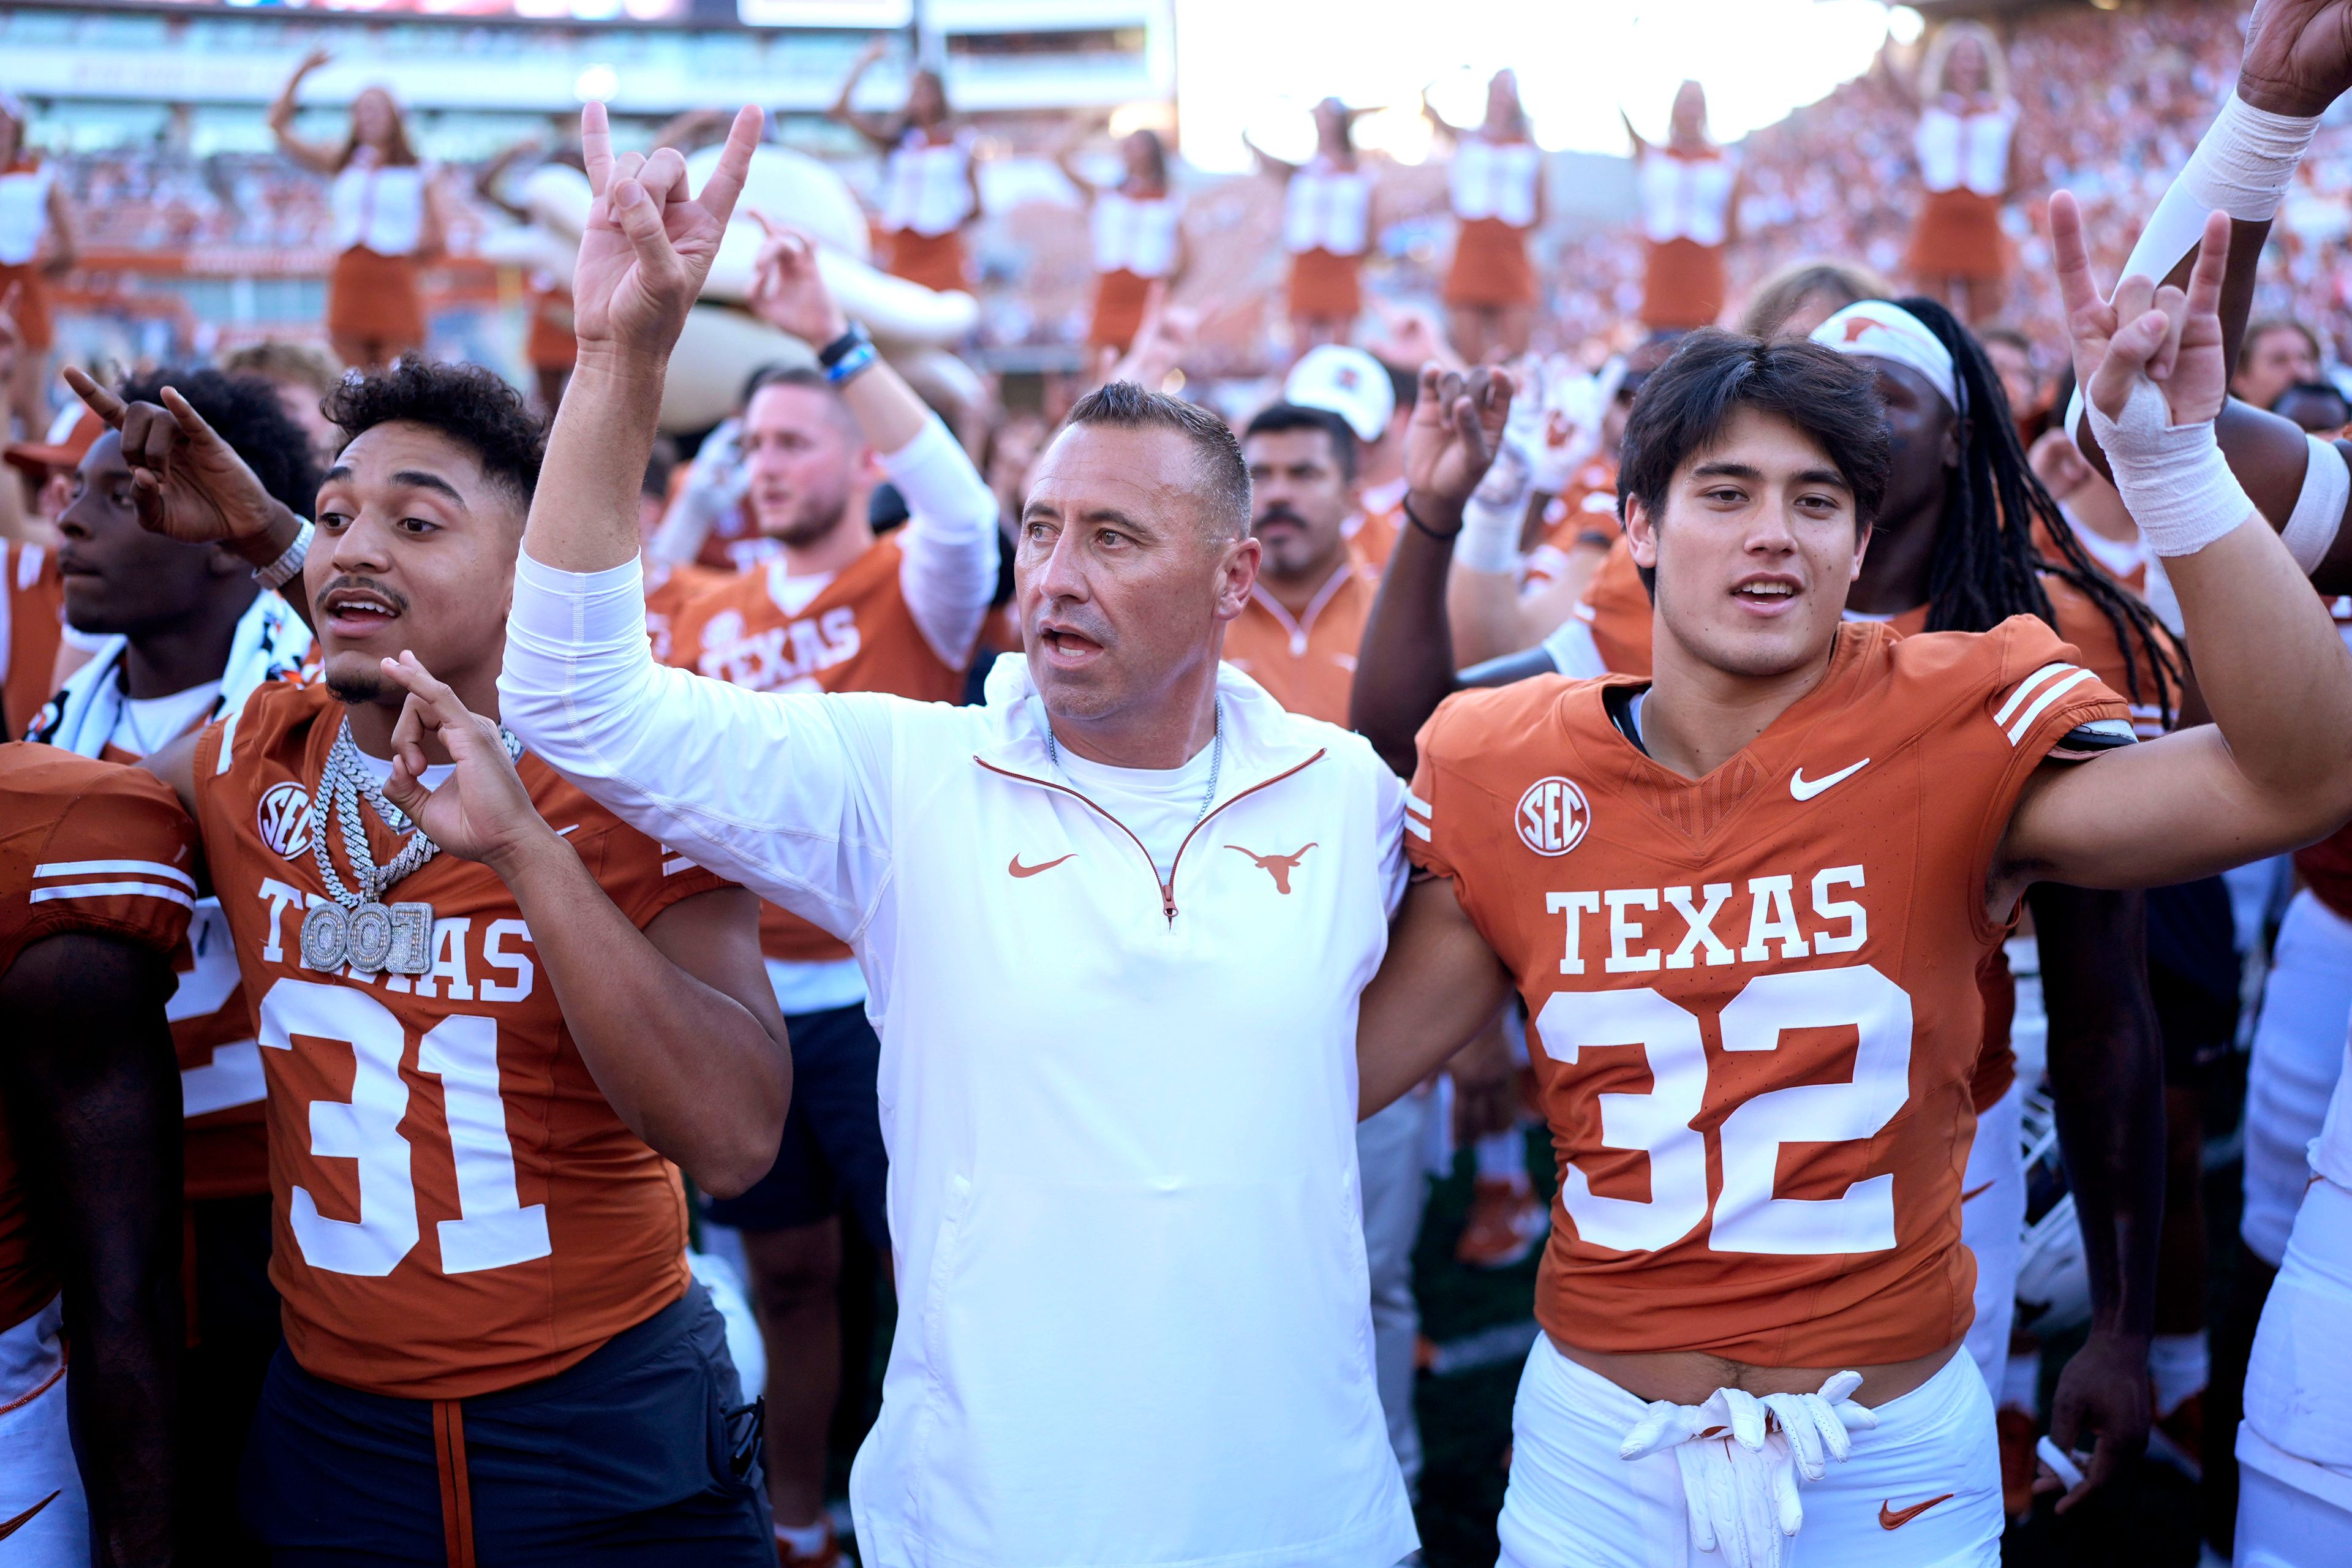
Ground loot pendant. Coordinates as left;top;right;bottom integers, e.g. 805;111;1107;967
299;898;435;975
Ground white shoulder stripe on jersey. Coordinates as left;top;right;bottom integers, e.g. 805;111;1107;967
1404;790;1432;818
1993;662;2081;728
213;699;241;774
1403;815;1431;842
34;858;197;892
661;854;701;875
30;881;197;910
2006;667;2099;745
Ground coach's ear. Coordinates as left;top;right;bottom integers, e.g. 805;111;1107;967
1850;520;1874;582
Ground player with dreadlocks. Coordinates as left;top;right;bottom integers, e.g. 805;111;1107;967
1352;301;2184;1515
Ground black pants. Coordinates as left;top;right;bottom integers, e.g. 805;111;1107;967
181;1194;281;1567
241;1287;770;1566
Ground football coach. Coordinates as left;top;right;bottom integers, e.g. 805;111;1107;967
494;108;1511;1568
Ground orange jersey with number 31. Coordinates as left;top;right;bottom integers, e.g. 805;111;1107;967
1406;619;2132;1366
193;681;733;1399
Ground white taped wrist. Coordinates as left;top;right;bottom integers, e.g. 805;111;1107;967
2122;92;2316;284
1457;492;1523;574
2283;433;2349;574
2086;379;2255;557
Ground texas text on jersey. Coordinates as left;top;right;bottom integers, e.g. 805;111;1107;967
1566;530;2181;1117
1406;617;2133;1366
0;743;195;1345
665;537;966;966
191;677;734;1399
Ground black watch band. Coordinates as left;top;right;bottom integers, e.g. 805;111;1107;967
817;324;871;369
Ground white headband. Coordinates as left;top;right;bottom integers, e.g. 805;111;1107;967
1812;302;1959;412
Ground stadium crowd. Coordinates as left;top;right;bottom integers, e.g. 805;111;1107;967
12;2;2352;1568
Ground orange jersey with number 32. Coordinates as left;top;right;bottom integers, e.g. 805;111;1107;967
1406;619;2132;1366
192;680;733;1399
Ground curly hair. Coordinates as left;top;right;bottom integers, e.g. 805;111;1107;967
121;367;321;523
323;359;546;511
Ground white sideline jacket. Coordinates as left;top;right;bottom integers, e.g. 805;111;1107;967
500;551;1420;1568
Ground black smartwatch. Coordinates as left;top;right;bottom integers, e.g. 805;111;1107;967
817;323;872;369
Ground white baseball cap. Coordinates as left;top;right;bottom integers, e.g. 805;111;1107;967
1283;345;1396;443
1811;301;1959;412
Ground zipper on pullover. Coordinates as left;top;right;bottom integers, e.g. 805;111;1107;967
975;749;1327;922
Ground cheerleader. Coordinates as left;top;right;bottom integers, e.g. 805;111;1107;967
475;135;585;414
270;50;450;371
1057;125;1182;356
1424;70;1543;363
833;39;982;295
1899;21;2021;324
1626;81;1739;334
1250;99;1376;351
0;91;79;440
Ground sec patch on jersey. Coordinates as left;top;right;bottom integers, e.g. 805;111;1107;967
1515;776;1591;857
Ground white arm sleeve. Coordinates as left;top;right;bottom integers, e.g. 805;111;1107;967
886;414;1003;669
500;551;899;941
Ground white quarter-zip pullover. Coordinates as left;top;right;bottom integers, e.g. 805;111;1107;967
500;552;1418;1568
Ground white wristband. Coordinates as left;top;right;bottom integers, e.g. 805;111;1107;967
2283;433;2349;574
2085;379;2255;558
1457;494;1522;574
2122;91;2316;285
1458;444;1530;575
254;519;314;590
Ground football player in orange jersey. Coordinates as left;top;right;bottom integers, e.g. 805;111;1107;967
1363;293;2191;1515
0;742;189;1568
1351;206;2352;1565
26;364;315;1562
60;356;794;1564
655;215;1000;1567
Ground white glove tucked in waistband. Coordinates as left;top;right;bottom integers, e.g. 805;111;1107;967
1618;1373;1877;1568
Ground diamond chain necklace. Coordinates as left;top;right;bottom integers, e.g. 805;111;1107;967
312;715;522;908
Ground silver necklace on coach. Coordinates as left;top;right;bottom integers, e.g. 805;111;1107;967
299;716;522;976
1044;698;1224;826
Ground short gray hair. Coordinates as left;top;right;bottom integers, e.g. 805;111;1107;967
1063;381;1250;540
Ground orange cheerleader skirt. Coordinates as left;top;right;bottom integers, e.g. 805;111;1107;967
1641;238;1727;331
1443;217;1537;309
1088;268;1155;352
326;246;426;356
1907;188;2009;282
1288;247;1363;327
888;228;970;294
0;262;54;352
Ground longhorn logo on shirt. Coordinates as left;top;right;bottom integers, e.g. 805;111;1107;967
255;780;314;858
1227;843;1316;893
1515;776;1590;857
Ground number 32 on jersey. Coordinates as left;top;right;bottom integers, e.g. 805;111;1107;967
259;977;552;1278
1537;963;1913;1259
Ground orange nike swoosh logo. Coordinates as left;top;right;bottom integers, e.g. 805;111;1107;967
1008;853;1076;879
1879;1494;1954;1529
0;1491;61;1541
1961;1180;1996;1202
